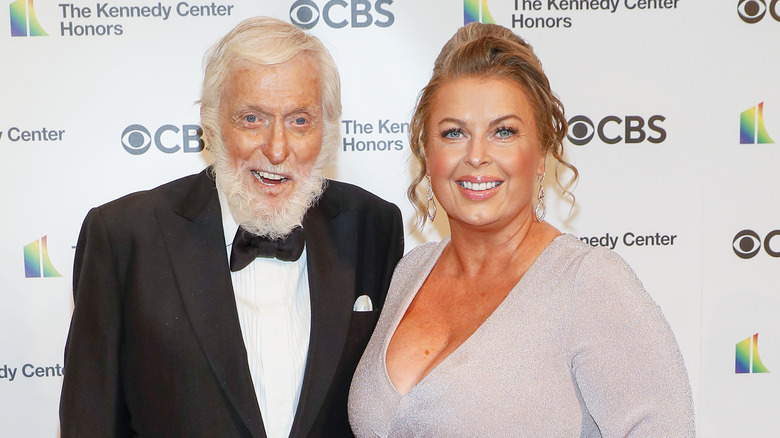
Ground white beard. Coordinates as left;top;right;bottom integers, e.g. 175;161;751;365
213;153;327;240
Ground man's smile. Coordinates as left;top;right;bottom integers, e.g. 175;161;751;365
251;169;290;185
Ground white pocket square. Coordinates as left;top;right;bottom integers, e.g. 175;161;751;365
353;295;373;312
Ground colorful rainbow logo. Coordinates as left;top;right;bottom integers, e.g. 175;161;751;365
735;333;770;374
740;102;774;144
9;0;48;37
24;235;62;278
464;0;496;25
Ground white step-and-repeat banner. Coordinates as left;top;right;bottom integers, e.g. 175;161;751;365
2;0;778;436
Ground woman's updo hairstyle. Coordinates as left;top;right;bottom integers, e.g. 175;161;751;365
408;23;577;226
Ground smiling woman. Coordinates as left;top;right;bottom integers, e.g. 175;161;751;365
424;76;543;229
348;22;695;437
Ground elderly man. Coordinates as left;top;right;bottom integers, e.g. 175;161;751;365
59;17;403;438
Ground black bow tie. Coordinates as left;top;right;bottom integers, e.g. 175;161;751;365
229;226;305;271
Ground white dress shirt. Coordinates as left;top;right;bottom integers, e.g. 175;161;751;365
218;189;311;438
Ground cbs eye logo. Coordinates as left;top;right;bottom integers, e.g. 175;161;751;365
566;115;667;146
289;0;394;30
121;124;204;155
733;229;780;259
738;0;780;23
290;0;319;29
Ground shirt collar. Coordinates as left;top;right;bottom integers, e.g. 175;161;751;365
217;187;239;252
217;186;308;262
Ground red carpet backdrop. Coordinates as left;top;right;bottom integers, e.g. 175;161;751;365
1;0;778;435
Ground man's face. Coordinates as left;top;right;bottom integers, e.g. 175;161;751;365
218;55;324;215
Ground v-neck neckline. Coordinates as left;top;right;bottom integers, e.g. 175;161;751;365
381;234;568;397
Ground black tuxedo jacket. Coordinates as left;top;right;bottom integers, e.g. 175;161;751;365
59;169;404;437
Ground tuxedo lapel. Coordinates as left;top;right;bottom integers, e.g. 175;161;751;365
290;201;358;437
155;169;266;438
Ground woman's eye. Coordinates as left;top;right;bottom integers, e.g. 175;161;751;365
496;126;516;138
442;128;463;139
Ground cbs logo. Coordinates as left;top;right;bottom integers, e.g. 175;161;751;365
738;0;780;23
732;229;780;259
289;0;394;29
121;124;204;155
567;115;667;146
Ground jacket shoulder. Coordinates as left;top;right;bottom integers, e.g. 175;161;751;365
95;170;211;215
319;180;399;215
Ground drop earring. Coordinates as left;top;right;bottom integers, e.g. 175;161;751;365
535;172;546;223
426;175;437;222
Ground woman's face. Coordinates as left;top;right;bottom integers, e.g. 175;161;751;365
426;76;545;230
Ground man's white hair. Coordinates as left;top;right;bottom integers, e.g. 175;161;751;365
198;17;341;238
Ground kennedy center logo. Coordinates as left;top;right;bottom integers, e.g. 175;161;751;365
736;333;770;374
464;0;495;24
24;235;62;278
9;0;47;36
740;102;775;144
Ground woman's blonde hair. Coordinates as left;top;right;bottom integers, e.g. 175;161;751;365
408;22;577;227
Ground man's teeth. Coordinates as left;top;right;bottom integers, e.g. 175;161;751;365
251;170;286;181
459;181;500;191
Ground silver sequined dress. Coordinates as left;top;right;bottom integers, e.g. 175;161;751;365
348;234;694;437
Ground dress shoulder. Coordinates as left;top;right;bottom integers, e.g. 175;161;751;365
556;237;695;437
397;240;443;270
379;240;445;311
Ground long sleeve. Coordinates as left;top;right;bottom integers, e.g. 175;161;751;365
60;207;132;438
567;249;695;437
